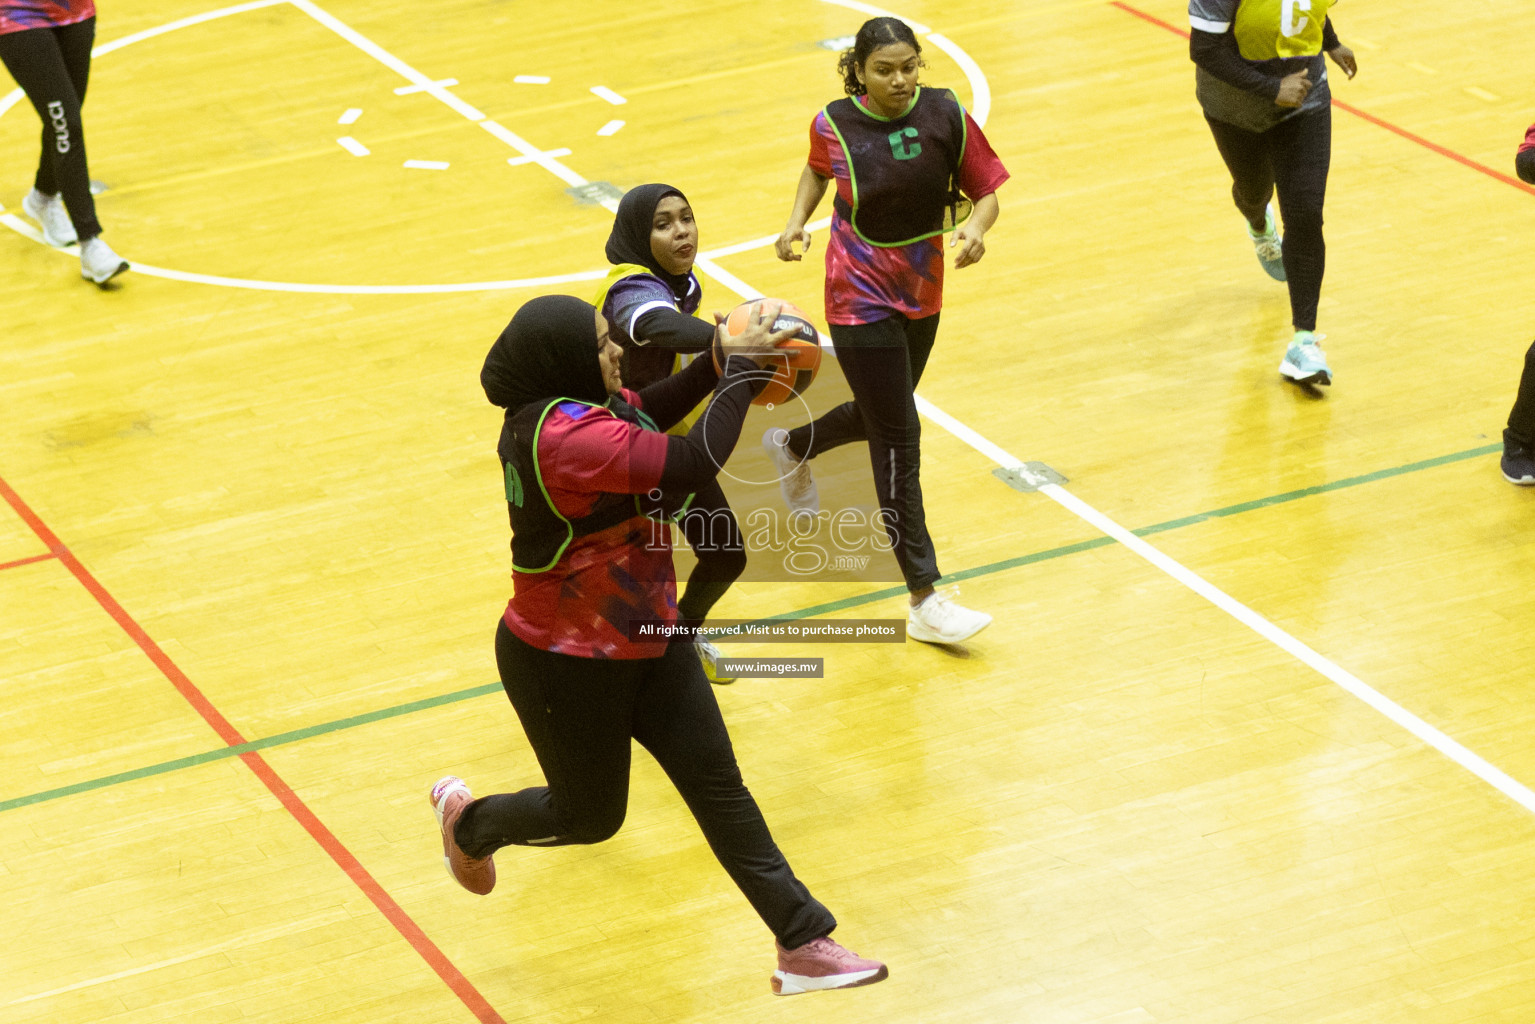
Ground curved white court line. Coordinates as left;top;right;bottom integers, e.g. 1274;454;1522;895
926;33;990;126
0;0;290;117
1;212;610;291
1;0;992;293
818;0;929;34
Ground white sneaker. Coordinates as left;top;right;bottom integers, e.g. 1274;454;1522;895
762;427;818;516
22;189;77;247
79;236;129;285
907;588;991;645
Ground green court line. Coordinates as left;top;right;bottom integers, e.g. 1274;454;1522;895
1135;443;1502;536
0;441;1501;815
0;683;502;814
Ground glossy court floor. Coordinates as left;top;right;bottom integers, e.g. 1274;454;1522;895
3;0;1535;1021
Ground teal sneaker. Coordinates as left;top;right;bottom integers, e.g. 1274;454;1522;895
1280;331;1331;387
1248;203;1286;281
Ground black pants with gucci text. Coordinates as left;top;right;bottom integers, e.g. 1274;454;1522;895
0;18;103;239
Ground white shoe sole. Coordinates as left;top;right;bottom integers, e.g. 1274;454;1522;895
83;259;130;286
1279;359;1331;387
907;614;992;645
772;966;886;995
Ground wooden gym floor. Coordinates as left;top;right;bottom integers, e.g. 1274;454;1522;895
3;0;1535;1021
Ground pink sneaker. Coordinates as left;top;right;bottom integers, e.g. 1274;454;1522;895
429;776;495;895
771;936;888;995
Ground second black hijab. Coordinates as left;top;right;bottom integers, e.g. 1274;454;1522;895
604;183;694;303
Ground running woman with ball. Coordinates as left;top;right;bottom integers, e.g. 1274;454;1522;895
771;15;1008;645
429;295;888;996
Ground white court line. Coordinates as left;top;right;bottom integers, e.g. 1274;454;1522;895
4;0;991;298
912;384;1535;816
0;0;286;116
286;0;484;121
336;135;369;156
507;148;571;166
337;107;362;124
126;266;610;294
590;85;627;105
6;208;610;291
699;217;833;260
926;34;989;126
479;120;586;186
5;908;354;1006
403;159;449;169
514;74;551;84
596;119;625;136
395;77;456;95
91;0;287;56
818;0;929;34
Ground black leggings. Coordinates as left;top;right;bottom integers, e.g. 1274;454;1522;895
455;620;837;948
1507;340;1535;448
785;313;941;593
0;19;102;240
1206;106;1331;332
675;478;746;633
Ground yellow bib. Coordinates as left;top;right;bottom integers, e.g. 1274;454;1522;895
1233;0;1333;60
592;263;655;310
591;264;706;436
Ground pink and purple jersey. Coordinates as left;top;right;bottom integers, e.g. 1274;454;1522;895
0;0;94;34
1522;123;1535;154
502;389;677;659
808;96;1009;326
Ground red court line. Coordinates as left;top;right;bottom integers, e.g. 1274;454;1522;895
0;551;58;572
0;473;507;1024
1109;0;1535;198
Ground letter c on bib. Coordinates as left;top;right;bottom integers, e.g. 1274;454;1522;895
887;126;921;161
1280;0;1312;37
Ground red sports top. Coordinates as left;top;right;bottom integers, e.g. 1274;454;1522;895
501;388;678;660
807;90;1009;326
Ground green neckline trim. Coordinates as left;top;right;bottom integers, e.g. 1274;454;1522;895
825;88;970;249
849;85;922;122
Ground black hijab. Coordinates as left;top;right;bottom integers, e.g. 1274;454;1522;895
481;294;607;457
604;183;694;303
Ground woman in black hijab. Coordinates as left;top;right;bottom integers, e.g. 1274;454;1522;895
595;184;749;683
429;294;889;995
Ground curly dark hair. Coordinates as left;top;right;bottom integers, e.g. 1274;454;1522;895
836;17;926;96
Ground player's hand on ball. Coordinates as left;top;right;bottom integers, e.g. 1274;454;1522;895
715;301;799;366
